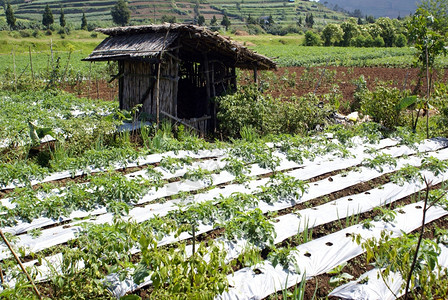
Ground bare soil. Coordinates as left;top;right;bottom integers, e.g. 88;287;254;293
63;66;448;116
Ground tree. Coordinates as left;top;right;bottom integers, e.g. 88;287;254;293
197;15;205;26
305;13;314;28
161;15;176;23
321;23;343;46
246;14;257;25
111;0;131;26
340;18;360;46
304;30;321;46
407;6;447;135
373;35;385;47
351;9;363;18
59;7;66;28
420;0;448;35
210;15;217;26
81;13;88;30
5;1;16;29
365;15;375;24
221;15;231;31
376;17;396;47
395;33;407;47
42;4;54;29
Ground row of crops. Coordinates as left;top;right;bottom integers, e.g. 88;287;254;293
1;113;448;298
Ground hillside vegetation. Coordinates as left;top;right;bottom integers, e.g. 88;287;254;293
3;0;348;27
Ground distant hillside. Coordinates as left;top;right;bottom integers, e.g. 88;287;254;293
6;0;348;28
320;0;420;18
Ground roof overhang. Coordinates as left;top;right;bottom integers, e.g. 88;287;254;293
83;24;277;70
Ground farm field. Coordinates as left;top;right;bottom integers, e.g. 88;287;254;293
0;25;448;299
1;117;448;298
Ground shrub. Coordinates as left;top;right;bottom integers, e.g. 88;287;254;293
304;30;321;46
360;85;405;128
18;30;31;38
363;34;374;47
217;85;331;138
373;35;385;47
352;35;365;47
395;33;408;47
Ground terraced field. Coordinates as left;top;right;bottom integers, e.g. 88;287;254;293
10;0;347;27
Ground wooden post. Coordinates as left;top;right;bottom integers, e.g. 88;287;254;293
50;39;53;68
211;62;217;132
118;62;124;109
173;47;179;117
231;67;237;90
29;46;34;83
62;50;72;83
253;65;258;84
0;230;42;299
204;53;211;118
88;62;92;98
96;69;99;99
156;28;171;128
12;48;17;91
155;62;161;127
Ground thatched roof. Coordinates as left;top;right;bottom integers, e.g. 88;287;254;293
84;24;277;70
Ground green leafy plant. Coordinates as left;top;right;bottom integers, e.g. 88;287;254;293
327;262;354;287
159;156;193;173
223;208;276;248
268;246;300;272
183;166;213;186
259;173;308;204
135;236;230;299
362;153;397;172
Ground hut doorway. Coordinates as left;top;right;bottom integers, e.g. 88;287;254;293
177;61;208;119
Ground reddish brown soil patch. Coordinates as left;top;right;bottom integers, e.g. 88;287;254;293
62;79;118;101
62;67;448;116
240;66;448;113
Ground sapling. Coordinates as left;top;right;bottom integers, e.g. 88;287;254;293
355;181;448;299
268;245;300;272
403;179;447;299
327;262;354;287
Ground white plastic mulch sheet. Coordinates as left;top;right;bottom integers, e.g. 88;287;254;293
0;148;227;190
0;137;430;258
329;245;448;300
1;137;448;297
218;202;448;300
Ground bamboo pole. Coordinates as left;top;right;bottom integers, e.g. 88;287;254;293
29;46;34;83
0;230;42;299
0;261;4;285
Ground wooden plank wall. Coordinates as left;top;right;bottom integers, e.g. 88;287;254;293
120;59;178;117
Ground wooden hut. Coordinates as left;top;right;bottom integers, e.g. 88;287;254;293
84;24;276;133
